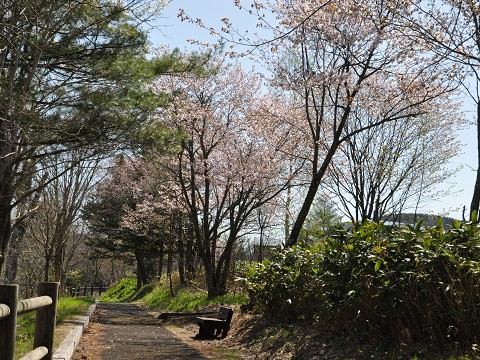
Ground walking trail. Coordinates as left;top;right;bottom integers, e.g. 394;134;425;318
72;302;208;359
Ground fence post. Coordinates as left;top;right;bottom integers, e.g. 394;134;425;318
34;282;59;360
99;285;103;295
0;284;19;360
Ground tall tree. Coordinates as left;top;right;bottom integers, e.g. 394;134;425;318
83;156;167;289
0;0;158;275
28;151;100;285
323;101;462;223
154;59;293;297
248;0;456;246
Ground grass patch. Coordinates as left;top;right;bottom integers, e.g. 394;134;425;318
98;278;137;302
142;284;247;312
56;297;95;323
211;347;243;359
15;297;95;359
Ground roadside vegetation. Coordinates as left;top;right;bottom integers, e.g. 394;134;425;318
241;219;480;358
99;278;138;302
15;297;95;359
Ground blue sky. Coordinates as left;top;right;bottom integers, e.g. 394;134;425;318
149;0;478;220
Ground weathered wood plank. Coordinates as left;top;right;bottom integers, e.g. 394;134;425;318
17;296;52;315
0;303;11;320
0;284;19;360
34;282;59;360
19;346;48;360
157;311;215;319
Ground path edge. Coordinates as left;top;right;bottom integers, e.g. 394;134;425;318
52;300;98;360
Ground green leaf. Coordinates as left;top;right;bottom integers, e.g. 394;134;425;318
472;210;478;223
375;259;383;272
424;238;431;250
436;216;443;228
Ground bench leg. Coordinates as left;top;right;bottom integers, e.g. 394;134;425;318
195;323;205;339
196;322;216;339
220;326;230;339
204;322;215;339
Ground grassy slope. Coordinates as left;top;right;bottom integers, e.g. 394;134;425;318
15;297;95;359
99;278;248;311
98;278;138;302
142;286;247;312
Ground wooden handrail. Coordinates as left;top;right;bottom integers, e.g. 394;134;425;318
18;346;48;360
0;303;10;321
17;296;53;315
0;283;59;360
69;285;105;297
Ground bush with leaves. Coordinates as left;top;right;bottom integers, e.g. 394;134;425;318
245;219;480;348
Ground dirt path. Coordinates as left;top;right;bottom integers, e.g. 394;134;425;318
72;302;208;360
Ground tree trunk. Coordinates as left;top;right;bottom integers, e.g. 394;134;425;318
44;256;51;282
177;214;186;286
207;231;236;298
4;222;26;283
287;136;342;247
53;236;64;284
0;206;12;277
286;177;321;247
470;101;480;221
157;242;164;279
136;261;142;290
284;186;291;245
185;222;196;283
168;216;174;296
178;235;186;286
205;267;227;298
134;248;148;290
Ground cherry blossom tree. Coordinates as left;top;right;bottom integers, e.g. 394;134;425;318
242;0;458;246
152;58;293;297
83;156;167;288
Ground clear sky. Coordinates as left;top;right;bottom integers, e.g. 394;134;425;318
149;0;478;220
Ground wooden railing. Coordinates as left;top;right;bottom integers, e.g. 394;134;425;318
0;282;59;360
69;285;104;297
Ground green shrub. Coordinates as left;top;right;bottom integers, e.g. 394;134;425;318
245;220;480;348
99;278;137;302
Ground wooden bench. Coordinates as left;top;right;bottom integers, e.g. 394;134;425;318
157;311;215;320
195;306;233;339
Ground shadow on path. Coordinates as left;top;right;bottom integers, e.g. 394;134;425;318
78;302;208;360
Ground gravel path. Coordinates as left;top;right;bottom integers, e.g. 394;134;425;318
72;302;208;359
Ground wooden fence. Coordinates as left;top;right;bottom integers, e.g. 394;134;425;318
0;282;59;360
69;285;104;297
